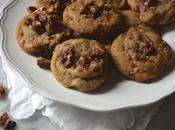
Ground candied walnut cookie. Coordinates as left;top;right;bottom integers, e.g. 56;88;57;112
51;38;109;92
63;0;122;37
111;24;174;82
16;7;71;58
127;0;175;25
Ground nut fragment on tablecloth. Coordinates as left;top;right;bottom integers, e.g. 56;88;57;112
0;112;8;126
0;112;16;130
4;120;16;130
0;83;5;96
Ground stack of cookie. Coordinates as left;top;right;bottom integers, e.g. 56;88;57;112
16;0;175;92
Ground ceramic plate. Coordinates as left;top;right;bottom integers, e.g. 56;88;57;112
1;0;175;111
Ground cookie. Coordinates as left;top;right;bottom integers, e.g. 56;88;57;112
51;38;108;92
35;0;72;16
121;10;141;27
111;24;174;82
127;0;175;25
16;7;71;58
63;0;121;37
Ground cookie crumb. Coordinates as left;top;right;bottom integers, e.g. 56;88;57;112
37;57;51;69
0;83;5;97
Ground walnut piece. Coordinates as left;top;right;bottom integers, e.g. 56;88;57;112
27;6;37;13
0;83;5;97
25;13;47;35
47;4;59;14
0;112;8;126
0;113;16;130
61;48;76;68
37;57;51;69
31;20;46;35
135;38;156;60
79;49;104;68
4;120;16;130
49;31;71;51
48;17;63;34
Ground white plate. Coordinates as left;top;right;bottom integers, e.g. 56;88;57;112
1;0;175;112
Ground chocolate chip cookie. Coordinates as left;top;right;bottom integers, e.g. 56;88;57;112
63;0;121;37
51;38;108;92
16;7;71;58
111;24;174;82
127;0;175;25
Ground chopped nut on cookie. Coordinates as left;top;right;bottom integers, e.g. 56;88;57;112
27;6;37;13
78;49;104;68
49;31;72;51
60;48;76;68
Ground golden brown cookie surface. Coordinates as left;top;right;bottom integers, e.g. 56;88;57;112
63;0;122;37
16;7;71;58
111;24;174;82
36;0;72;16
127;0;175;25
121;10;141;27
51;38;109;92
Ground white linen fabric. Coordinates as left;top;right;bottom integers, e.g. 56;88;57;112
1;58;162;130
